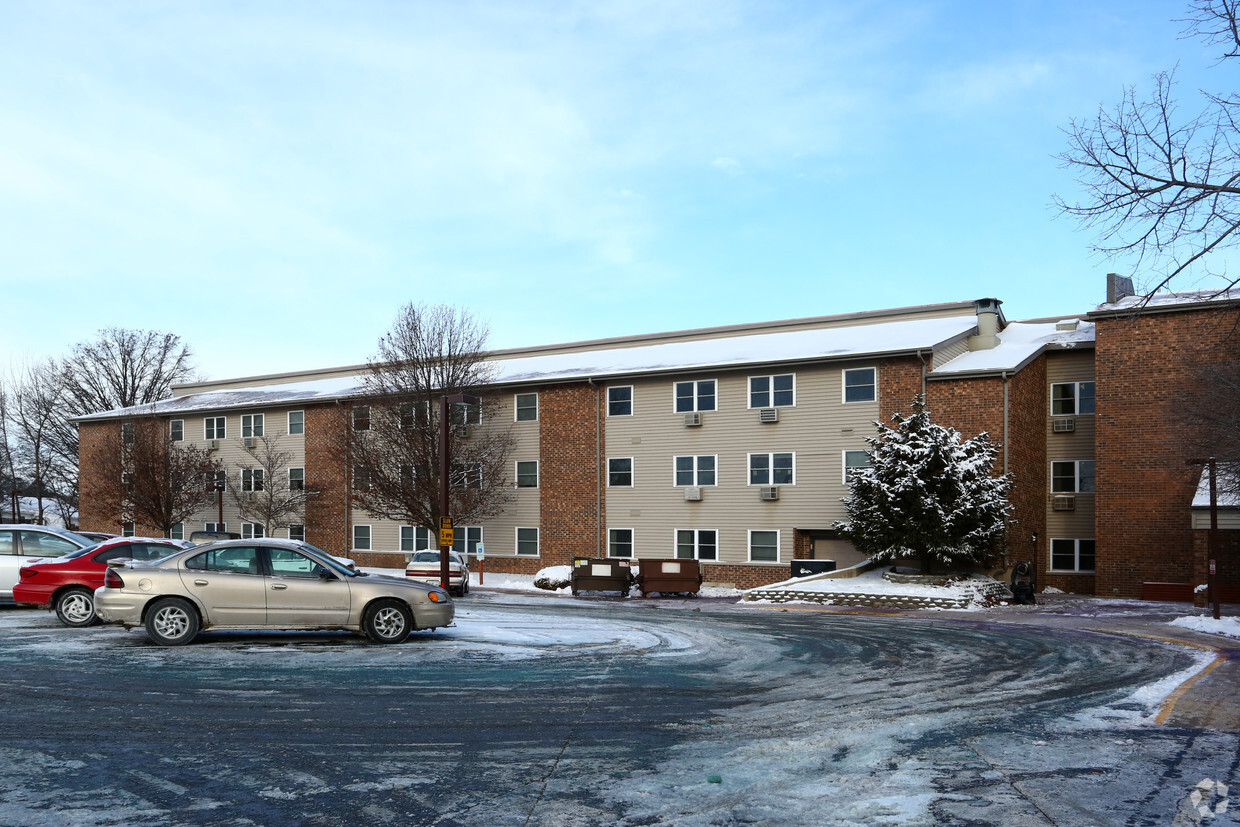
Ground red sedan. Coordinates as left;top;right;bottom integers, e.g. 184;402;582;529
14;537;190;627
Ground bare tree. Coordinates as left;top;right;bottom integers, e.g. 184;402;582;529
227;434;319;537
82;416;221;537
342;304;515;536
1056;1;1240;296
1181;357;1240;498
4;360;65;524
0;382;24;521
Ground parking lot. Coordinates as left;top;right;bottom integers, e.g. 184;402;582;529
0;591;1237;825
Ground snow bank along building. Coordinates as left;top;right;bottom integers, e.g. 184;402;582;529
76;276;1240;599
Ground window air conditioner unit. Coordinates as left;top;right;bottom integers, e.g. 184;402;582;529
243;437;255;448
760;486;779;501
208;439;218;450
457;427;471;440
1052;418;1075;433
759;408;779;423
684;486;702;502
1052;495;1076;511
684;412;702;427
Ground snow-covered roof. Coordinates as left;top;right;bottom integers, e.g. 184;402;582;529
1092;287;1240;316
929;320;1095;377
1192;464;1240;509
77;314;979;422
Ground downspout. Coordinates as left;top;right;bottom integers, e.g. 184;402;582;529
1001;371;1010;474
917;350;929;398
587;377;602;556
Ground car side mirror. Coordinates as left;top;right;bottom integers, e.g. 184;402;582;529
318;567;336;580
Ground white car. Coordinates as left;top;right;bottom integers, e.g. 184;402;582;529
405;551;470;597
0;524;94;602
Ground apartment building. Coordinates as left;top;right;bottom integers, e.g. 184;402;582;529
75;281;1240;596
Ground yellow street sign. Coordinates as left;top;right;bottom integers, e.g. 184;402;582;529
440;529;454;548
439;516;453;531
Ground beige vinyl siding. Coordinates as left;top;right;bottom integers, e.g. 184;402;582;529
931;338;970;369
1045;351;1095;540
604;361;878;565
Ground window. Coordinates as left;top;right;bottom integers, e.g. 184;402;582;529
268;547;323;578
205;522;226;533
289;467;304;491
450;402;483;427
843;450;872;483
353;525;371;550
241;413;264;438
241;469;265;492
749;374;795;408
121;422;135;445
517;527;540;556
452;526;482;555
749;453;795;486
843;368;877;403
401;526;431;552
515;393;539;422
170;523;184;540
608;386;633;417
353;466;371;492
288;524;305;543
400;464;415;491
452;462;482;490
288;410;304;435
122;471;134;492
749;529;779;562
353;406;370;431
241;523;265;539
674;455;716;487
121;522;135;537
1051;382;1096;416
608;457;633;487
186;546;259;574
608;528;634;558
1052;460;1095;493
1050;538;1096;572
516;460;539;488
674;379;716;412
169;420;184;442
205;416;226;440
676;529;717;561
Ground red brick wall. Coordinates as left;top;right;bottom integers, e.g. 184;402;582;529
878;355;924;421
304;404;351;556
539;383;602;566
77;421;122;534
1193;528;1240;606
1094;306;1240;598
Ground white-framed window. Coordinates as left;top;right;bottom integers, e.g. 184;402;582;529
608;528;634;558
608;386;633;417
401;525;431;552
205;522;227;533
517;527;540;556
674;379;716;412
1051;382;1096;416
169;420;184;442
452;462;483;490
289;467;304;491
843;367;877;403
1051;460;1095;493
170;522;184;540
749;374;795;408
121;522;135;537
1050;538;1096;572
241;469;265;492
452;526;482;555
674;455;717;487
353;406;370;431
675;528;717;561
288;410;304;435
843;450;872;483
749;452;795;486
241;523;265;539
749;529;780;562
288;524;305;543
353;466;371;492
398;401;429;429
121;422;135;444
516;461;539;488
241;413;264;438
608;457;633;487
122;471;134;491
450;402;483;427
205;416;226;440
515;393;539;422
353;524;371;550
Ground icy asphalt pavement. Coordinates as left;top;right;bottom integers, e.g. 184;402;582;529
0;592;1236;826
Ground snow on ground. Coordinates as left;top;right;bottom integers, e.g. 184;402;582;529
744;567;1004;609
1169;614;1240;639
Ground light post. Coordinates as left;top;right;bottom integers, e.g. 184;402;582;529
1188;457;1222;620
438;393;479;592
214;475;225;530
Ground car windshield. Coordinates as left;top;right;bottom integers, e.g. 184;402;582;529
412;552;442;563
299;543;357;577
60;543;104;560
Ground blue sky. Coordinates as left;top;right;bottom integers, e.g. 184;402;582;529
1;1;1233;381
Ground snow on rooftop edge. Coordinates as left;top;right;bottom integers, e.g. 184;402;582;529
930;321;1095;376
1094;287;1240;314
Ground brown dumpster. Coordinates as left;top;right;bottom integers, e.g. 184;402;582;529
571;557;633;596
636;558;703;596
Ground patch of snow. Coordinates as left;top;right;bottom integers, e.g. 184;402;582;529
1169;614;1240;638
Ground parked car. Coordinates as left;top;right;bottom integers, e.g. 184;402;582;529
0;524;95;602
94;539;455;646
405;550;470;596
14;537;191;627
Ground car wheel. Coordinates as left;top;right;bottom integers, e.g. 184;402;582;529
363;599;412;644
144;598;200;646
54;587;99;628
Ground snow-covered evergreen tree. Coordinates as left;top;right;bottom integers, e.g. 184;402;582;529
834;396;1012;574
